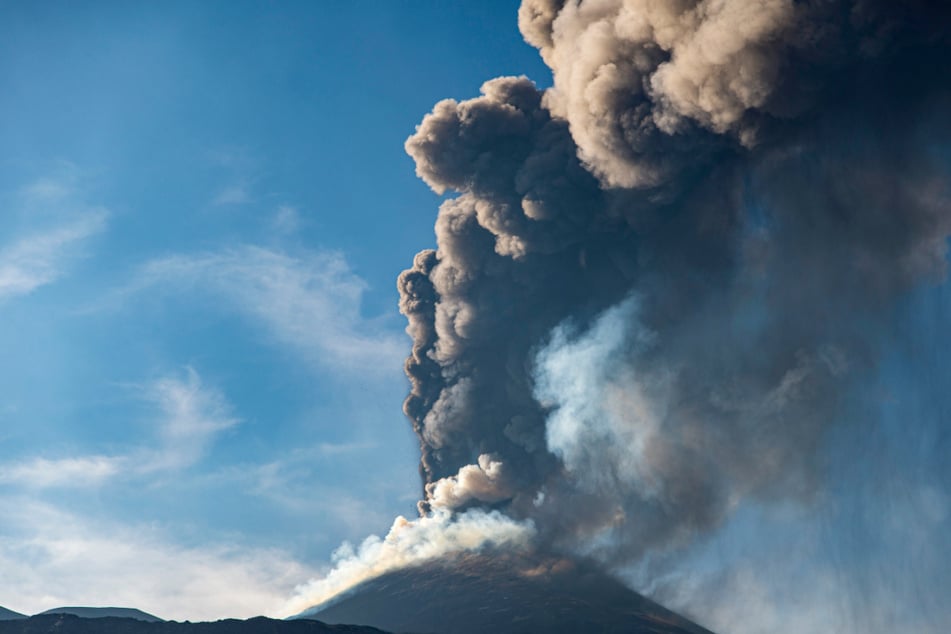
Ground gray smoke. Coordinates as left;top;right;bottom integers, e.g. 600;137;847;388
312;1;951;630
280;3;951;630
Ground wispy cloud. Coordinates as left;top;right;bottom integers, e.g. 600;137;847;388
113;246;404;374
239;443;393;527
16;161;85;205
205;147;257;207
0;497;316;621
0;211;107;301
138;366;240;472
20;177;75;204
272;205;301;234
0;455;123;489
246;457;394;532
212;182;253;206
0;368;238;490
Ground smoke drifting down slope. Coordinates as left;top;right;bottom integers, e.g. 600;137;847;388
306;552;715;634
290;2;951;630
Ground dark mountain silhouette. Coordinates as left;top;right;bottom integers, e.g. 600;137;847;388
298;553;716;634
38;608;162;622
0;609;25;621
0;554;716;634
0;614;389;634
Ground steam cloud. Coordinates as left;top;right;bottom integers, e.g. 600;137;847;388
294;2;951;630
284;509;534;617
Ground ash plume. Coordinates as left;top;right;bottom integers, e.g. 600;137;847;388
293;2;951;631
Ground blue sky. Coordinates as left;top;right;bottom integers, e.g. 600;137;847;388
0;1;549;620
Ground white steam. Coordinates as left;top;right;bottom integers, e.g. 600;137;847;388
281;507;535;618
534;297;669;497
426;454;516;511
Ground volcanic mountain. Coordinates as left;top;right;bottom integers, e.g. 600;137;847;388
297;553;716;634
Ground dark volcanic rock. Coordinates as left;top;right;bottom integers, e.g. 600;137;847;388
0;615;389;634
300;553;716;634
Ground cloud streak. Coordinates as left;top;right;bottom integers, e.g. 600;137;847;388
0;367;238;491
0;211;107;301
0;497;316;621
137;366;240;472
0;455;123;489
115;246;404;375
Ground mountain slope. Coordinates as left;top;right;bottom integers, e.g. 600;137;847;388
0;614;389;634
38;608;162;622
298;553;716;634
0;609;25;621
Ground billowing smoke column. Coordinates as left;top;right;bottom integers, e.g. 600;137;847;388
401;0;951;559
289;1;951;630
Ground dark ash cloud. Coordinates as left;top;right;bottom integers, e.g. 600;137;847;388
398;0;951;567
300;2;951;630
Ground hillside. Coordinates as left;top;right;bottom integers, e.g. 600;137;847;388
0;614;389;634
299;553;716;634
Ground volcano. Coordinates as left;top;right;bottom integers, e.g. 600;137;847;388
296;553;715;634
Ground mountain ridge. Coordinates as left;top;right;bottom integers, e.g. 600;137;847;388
299;553;716;634
38;607;163;622
0;614;390;634
0;608;25;622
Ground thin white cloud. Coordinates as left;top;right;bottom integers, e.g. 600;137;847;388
205;147;256;207
20;177;75;204
0;497;317;621
212;183;252;206
272;204;301;234
138;366;240;472
17;161;83;205
0;456;123;489
247;460;393;531
313;440;376;455
0;211;107;301
239;446;394;529
118;246;404;374
0;368;238;490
